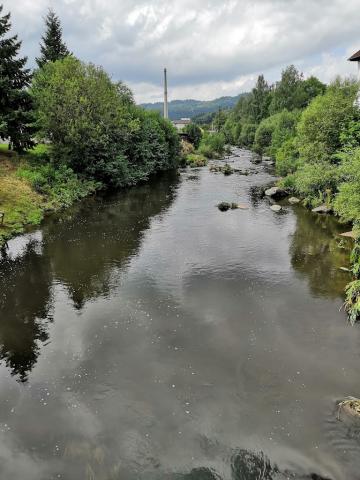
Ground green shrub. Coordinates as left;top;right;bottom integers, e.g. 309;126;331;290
292;162;339;206
184;123;202;149
344;280;360;325
297;79;359;164
198;132;225;158
17;163;98;207
239;123;257;147
254;120;274;154
186;153;207;167
333;149;360;223
275;138;299;176
31;57;180;187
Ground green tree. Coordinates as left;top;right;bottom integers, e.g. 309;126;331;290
270;65;303;113
251;74;271;123
36;9;70;68
298;76;326;107
31;57;179;186
0;4;34;151
297;79;358;164
213;109;227;132
184;123;202;148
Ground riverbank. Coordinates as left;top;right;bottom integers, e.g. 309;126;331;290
0;146;98;248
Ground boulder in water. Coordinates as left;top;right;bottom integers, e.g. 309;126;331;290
288;197;300;204
217;202;231;212
312;204;332;214
270;205;282;212
338;397;360;422
265;187;287;199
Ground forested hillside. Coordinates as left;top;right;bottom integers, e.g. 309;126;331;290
141;94;246;120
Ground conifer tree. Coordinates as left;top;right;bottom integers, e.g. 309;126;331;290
0;4;34;151
36;9;70;68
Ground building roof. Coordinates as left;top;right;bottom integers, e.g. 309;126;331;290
348;49;360;61
173;119;191;125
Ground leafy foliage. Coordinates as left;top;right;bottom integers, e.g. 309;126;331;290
0;5;34;151
275;138;299;176
270;66;325;114
184;123;202;149
31;57;180;186
297;79;358;164
198;132;225;158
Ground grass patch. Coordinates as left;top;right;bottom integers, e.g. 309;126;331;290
0;171;44;245
186;153;208;168
0;152;99;247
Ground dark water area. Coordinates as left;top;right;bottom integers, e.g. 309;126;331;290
0;149;359;480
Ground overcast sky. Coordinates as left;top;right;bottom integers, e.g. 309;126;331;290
2;0;360;103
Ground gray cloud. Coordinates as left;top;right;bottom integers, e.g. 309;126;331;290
2;0;359;102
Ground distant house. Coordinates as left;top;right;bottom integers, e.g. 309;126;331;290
348;49;360;79
173;118;191;132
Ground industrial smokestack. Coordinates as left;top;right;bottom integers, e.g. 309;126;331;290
163;68;169;119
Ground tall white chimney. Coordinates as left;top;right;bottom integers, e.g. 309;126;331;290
163;68;169;119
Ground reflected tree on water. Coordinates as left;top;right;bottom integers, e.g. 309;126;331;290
43;172;179;310
0;240;53;381
290;207;351;298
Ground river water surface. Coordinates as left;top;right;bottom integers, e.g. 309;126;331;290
0;149;360;480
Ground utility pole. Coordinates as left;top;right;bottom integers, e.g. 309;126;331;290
163;68;169;119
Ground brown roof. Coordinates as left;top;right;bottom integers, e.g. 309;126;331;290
349;49;360;61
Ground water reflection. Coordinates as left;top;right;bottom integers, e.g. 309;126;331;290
45;171;179;309
0;153;359;479
290;207;351;298
0;172;179;381
0;238;53;382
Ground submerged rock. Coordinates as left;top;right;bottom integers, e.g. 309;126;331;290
312;204;332;214
265;186;287;200
270;204;282;212
288;197;301;204
217;202;231;212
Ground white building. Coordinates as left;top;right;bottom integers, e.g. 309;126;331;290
172;118;191;132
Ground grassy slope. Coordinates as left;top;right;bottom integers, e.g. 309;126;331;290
0;151;44;246
0;145;97;247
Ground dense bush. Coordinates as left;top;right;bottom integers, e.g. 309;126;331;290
198;132;225;158
17;162;98;207
253;117;275;154
297;79;358;164
239;123;257;147
275;138;299;176
31;57;180;187
333;149;360;223
184;123;202;149
291;163;340;207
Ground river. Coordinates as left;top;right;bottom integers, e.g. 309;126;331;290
0;148;359;479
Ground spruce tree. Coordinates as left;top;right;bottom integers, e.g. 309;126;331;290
0;4;34;151
36;9;70;68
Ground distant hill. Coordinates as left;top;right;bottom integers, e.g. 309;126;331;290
141;94;246;121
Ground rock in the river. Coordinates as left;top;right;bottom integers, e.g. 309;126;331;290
288;197;300;204
217;202;231;212
265;186;287;200
223;164;234;176
338;397;360;422
270;205;282;212
312;204;332;214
